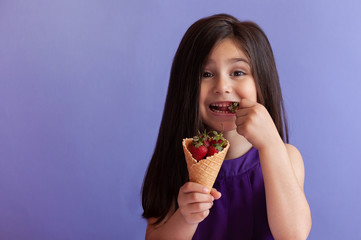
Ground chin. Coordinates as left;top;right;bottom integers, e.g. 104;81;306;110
204;121;236;133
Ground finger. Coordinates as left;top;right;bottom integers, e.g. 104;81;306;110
184;192;214;204
190;209;210;223
238;98;257;109
235;108;248;117
187;202;214;213
236;123;251;139
210;188;222;200
235;114;248;126
181;182;210;194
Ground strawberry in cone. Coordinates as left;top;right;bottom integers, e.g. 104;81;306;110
182;130;230;192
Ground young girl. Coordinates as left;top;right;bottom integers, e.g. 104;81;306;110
142;14;311;240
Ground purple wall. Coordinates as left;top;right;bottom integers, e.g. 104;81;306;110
1;1;360;239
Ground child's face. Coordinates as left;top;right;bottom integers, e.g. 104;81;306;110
199;38;257;132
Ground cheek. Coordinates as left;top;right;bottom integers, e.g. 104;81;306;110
237;80;257;101
199;83;209;107
249;83;258;101
199;83;211;121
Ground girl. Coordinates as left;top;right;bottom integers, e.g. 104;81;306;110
142;14;311;240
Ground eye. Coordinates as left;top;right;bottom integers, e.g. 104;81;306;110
202;72;214;78
231;71;245;77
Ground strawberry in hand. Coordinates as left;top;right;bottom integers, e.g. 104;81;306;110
228;102;240;113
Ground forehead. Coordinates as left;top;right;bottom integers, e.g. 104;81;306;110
204;38;249;64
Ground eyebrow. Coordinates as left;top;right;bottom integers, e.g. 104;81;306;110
205;57;250;65
229;58;249;64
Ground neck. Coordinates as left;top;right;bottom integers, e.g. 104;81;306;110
223;130;253;160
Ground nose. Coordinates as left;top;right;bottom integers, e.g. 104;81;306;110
213;75;231;94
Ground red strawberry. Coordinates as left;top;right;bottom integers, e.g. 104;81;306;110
207;145;219;157
210;139;223;145
189;144;208;161
204;140;210;148
188;129;228;161
228;102;239;113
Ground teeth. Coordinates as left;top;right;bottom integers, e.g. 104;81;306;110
213;109;230;113
210;103;232;107
210;108;233;113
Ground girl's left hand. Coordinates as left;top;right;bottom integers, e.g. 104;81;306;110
235;98;281;150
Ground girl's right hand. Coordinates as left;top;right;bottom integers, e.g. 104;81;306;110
177;182;221;225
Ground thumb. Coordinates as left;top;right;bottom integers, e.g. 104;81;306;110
238;98;256;109
210;188;222;200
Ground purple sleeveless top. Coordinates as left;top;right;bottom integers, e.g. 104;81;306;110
192;147;274;240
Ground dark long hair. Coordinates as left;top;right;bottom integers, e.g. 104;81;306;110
142;13;288;224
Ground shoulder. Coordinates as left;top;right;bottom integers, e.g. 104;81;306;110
146;217;165;239
145;203;176;238
285;144;305;190
285;144;302;161
146;217;158;237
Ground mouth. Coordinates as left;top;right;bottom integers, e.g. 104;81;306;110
209;102;239;114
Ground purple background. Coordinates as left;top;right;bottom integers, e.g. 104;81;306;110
1;0;361;239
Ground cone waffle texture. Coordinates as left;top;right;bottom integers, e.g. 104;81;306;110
182;138;230;192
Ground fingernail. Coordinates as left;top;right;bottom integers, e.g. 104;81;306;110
203;187;209;193
211;196;214;201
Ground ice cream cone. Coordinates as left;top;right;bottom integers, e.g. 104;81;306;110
182;138;230;193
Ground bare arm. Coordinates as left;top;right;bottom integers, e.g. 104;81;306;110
235;98;312;239
259;141;312;240
145;183;221;240
146;209;197;240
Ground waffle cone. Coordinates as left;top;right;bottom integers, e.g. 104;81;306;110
182;138;230;193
